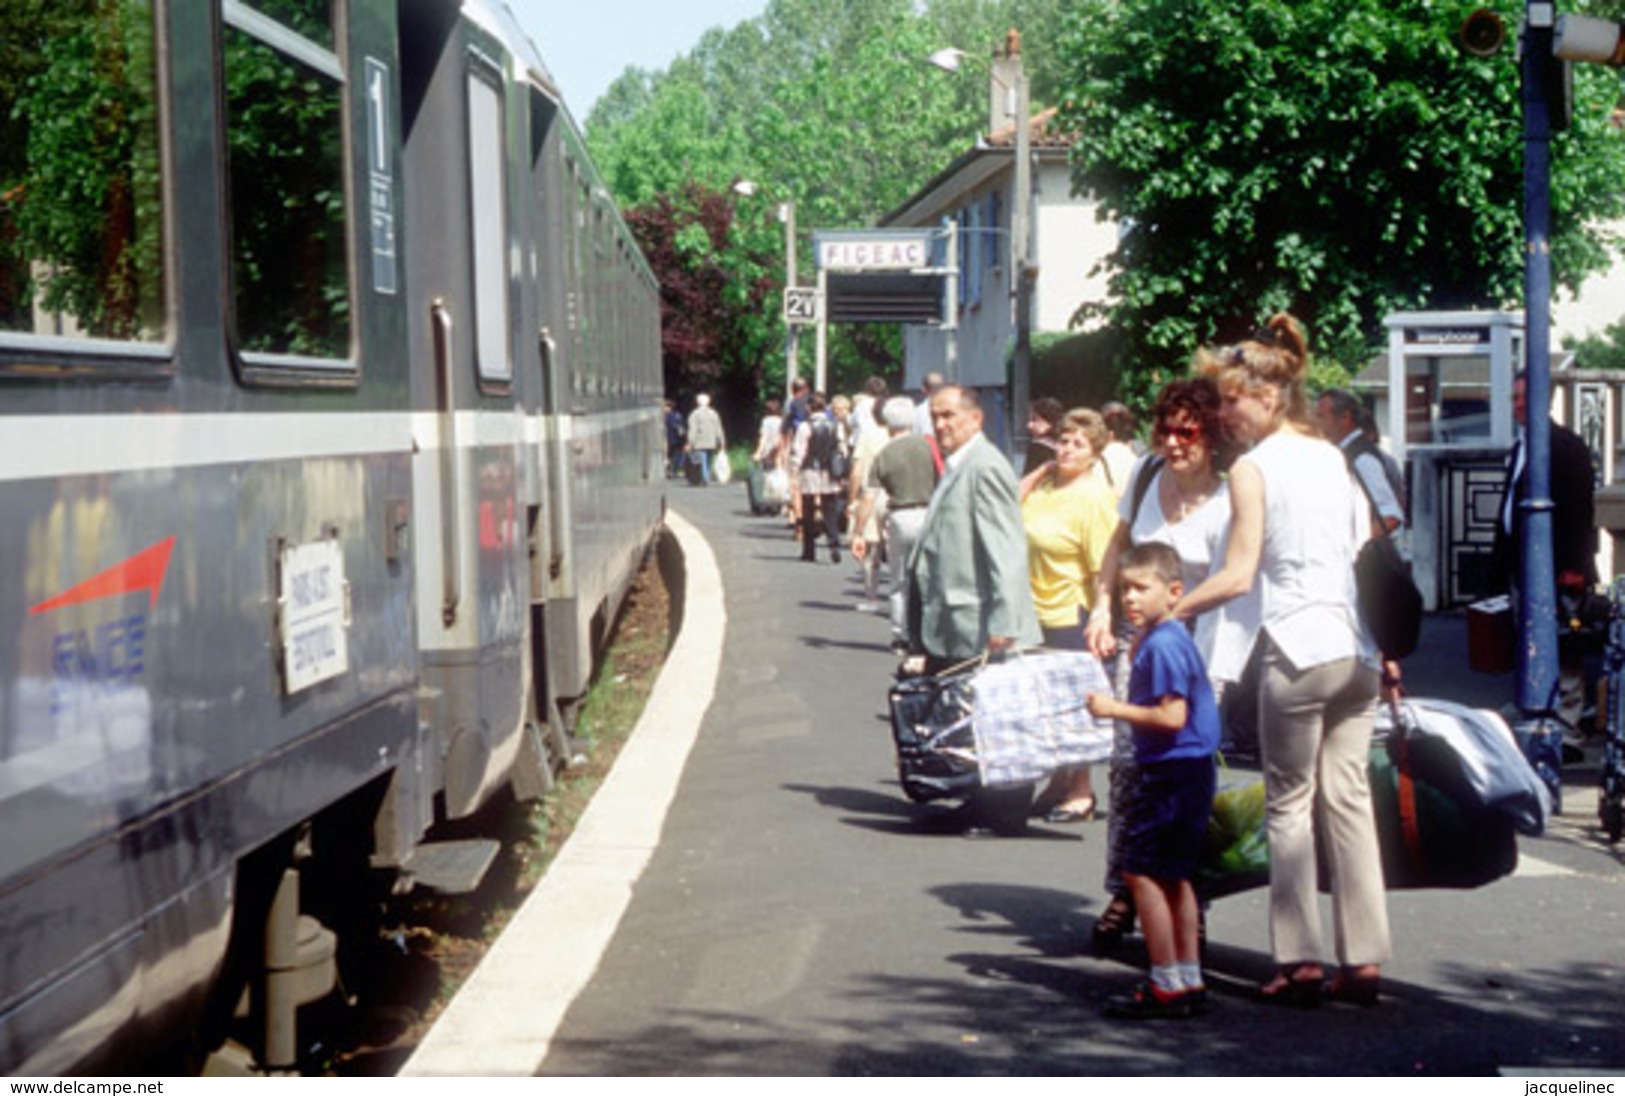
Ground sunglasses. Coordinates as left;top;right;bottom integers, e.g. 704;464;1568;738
1156;423;1203;444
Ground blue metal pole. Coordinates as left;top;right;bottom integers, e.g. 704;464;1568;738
1519;1;1561;719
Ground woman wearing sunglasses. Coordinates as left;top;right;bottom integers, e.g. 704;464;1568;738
1083;376;1259;950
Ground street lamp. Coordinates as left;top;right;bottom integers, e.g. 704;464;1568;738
733;180;802;400
928;29;1033;453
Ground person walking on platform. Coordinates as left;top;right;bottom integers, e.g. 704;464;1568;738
790;393;848;563
664;400;686;479
904;384;1041;835
847;392;894;612
686;394;725;486
852;397;938;651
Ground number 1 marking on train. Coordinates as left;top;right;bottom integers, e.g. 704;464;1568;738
365;57;399;296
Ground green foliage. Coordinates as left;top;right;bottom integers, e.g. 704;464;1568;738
4;0;162;337
1055;0;1625;403
223;24;349;356
1566;315;1625;370
586;0;1070;408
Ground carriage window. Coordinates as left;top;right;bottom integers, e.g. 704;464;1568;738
224;0;349;360
467;62;510;383
0;1;164;341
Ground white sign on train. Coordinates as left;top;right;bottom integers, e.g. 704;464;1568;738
279;539;350;694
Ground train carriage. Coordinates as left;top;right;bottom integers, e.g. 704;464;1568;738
0;0;662;1075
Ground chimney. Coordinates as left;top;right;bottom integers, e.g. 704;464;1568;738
989;28;1022;138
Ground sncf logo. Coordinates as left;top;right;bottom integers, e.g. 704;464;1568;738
29;537;175;717
29;536;175;617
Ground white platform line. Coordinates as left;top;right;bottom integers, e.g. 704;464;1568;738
398;510;725;1076
1512;852;1573;878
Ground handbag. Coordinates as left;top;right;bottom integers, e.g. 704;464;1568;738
1345;458;1423;659
1353;533;1422;659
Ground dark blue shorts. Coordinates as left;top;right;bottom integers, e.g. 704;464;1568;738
1120;756;1216;883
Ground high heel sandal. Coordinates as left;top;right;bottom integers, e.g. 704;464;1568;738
1254;963;1324;1009
1324;967;1381;1007
1092;892;1136;949
1043;797;1097;824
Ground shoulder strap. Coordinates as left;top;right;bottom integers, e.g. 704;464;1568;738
1340;438;1386;523
1128;456;1165;525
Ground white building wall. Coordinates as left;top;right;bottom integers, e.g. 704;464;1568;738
1032;164;1116;334
900;158;1117;392
1554;220;1625;343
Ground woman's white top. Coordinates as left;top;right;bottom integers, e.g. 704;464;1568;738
1243;430;1375;671
1121;456;1261;684
755;414;783;461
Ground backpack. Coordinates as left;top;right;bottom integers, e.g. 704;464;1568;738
806;416;850;481
1345;455;1423;660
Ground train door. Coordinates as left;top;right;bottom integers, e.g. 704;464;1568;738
398;2;532;819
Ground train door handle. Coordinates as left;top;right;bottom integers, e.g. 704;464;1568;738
431;299;461;627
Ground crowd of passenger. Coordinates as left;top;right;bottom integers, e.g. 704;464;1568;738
725;312;1409;1021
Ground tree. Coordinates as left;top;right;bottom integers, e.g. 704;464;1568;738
585;0;1071;406
1055;0;1625;406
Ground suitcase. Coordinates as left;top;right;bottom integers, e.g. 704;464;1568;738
685;451;704;485
746;466;777;516
1197;698;1537;899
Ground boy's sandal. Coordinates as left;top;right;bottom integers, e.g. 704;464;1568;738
1102;981;1195;1020
1254;963;1324;1008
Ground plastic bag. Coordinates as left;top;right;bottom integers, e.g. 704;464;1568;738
763;466;790;503
1196;779;1269;900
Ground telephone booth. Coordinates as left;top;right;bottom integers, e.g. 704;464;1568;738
1368;311;1524;610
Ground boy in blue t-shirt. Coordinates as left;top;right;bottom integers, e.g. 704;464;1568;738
1086;541;1220;1019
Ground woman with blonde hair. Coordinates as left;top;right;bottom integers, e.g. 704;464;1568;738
1175;314;1390;1007
1019;407;1121;822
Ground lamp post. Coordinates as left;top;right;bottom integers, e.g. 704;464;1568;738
779;199;800;400
1518;0;1561;728
733;180;802;402
928;29;1033;453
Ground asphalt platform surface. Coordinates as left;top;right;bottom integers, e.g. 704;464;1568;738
404;481;1625;1077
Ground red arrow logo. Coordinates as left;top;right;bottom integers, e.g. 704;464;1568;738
28;536;177;616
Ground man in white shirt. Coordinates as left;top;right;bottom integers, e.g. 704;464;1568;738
1315;389;1405;536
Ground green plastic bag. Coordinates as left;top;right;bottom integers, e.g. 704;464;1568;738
1196;778;1269;899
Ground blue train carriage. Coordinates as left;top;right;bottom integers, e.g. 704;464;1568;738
398;0;662;837
0;0;663;1076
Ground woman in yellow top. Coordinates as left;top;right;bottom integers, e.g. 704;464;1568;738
1019;407;1121;822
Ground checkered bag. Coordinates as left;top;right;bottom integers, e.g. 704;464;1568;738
970;650;1115;787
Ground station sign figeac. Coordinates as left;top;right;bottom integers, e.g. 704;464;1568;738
815;229;934;273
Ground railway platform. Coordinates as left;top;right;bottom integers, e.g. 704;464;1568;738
402;483;1625;1077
